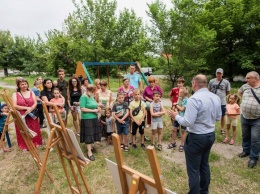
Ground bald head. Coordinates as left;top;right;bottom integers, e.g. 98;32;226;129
247;71;259;80
193;74;207;88
192;74;207;92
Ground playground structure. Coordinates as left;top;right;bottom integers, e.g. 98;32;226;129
74;61;149;88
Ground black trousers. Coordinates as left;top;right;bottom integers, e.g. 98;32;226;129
184;132;215;194
37;104;45;126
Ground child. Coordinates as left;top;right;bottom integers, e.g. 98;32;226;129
150;91;166;151
100;108;115;145
167;87;189;152
169;76;185;138
223;94;240;145
31;80;46;128
129;89;146;149
0;104;11;152
50;87;66;123
112;93;129;151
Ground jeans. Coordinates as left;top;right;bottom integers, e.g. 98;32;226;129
184;132;215;194
241;115;260;161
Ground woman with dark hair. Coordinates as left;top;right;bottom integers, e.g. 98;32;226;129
68;77;82;136
80;84;101;161
81;77;89;94
12;77;43;151
41;78;64;111
143;77;163;128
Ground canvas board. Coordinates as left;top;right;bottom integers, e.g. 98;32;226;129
105;158;176;194
66;128;88;164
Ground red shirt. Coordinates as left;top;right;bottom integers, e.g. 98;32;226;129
170;87;179;104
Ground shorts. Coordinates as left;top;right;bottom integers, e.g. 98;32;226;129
173;120;186;131
107;132;113;137
151;121;163;130
132;121;145;135
226;116;238;126
221;105;226;117
116;120;129;135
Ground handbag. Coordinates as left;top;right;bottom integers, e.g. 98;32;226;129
214;79;223;94
132;100;142;116
251;88;260;105
19;92;39;118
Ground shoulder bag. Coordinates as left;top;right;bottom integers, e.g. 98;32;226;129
214;79;223;94
132;100;142;116
250;88;260;105
19;92;39;118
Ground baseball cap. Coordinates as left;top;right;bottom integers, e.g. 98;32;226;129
216;68;223;74
1;103;7;109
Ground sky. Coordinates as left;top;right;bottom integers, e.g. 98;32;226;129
0;0;172;39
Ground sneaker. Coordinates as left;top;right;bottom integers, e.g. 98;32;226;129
132;144;137;149
141;144;146;149
157;144;162;151
144;136;150;141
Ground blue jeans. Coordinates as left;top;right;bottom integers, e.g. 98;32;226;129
184;132;215;194
241;115;260;161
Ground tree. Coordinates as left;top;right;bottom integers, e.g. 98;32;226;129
147;0;216;86
0;30;14;76
203;0;260;78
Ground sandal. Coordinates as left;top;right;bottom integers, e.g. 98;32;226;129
157;144;162;151
223;138;228;143
229;139;234;145
167;142;176;149
120;144;124;150
124;145;129;152
179;145;184;152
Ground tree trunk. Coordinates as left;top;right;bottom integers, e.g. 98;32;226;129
4;67;8;76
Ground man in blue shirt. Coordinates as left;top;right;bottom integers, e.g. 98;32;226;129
169;74;222;194
126;64;142;91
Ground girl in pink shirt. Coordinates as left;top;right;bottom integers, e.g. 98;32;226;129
223;94;240;145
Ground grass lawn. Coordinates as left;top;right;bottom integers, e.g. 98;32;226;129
0;76;259;194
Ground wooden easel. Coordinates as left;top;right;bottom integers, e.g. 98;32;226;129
35;102;91;194
0;90;13;150
0;90;54;182
111;133;169;194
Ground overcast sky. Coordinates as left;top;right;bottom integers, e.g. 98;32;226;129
0;0;172;39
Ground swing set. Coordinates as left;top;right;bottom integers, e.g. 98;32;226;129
74;61;149;89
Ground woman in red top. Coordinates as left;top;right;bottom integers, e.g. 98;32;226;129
143;77;163;127
12;77;43;151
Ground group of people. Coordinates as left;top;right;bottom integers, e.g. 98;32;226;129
1;64;260;194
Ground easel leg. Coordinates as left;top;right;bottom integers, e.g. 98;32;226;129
35;128;56;193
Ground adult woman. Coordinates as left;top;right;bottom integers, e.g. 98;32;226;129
96;80;113;137
143;77;163;127
12;78;43;151
41;78;64;112
68;77;82;136
81;77;89;94
80;84;101;161
117;77;134;106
